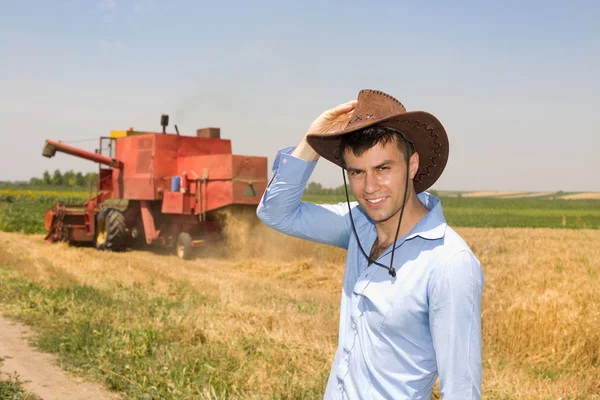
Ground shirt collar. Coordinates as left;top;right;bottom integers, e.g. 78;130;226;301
408;191;447;241
365;191;447;262
362;191;447;245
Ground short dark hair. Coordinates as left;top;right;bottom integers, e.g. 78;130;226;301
338;125;415;167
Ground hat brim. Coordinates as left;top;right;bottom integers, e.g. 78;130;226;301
306;111;449;193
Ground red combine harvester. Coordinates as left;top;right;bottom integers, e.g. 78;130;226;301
42;115;268;259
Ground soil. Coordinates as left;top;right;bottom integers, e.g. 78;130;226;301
0;314;120;400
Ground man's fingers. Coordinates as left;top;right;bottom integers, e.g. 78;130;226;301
306;99;359;135
339;100;358;110
325;100;358;119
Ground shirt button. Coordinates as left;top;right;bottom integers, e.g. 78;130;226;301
338;383;343;391
351;322;356;330
282;159;287;164
344;353;349;361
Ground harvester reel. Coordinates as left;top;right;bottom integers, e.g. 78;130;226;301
95;208;127;252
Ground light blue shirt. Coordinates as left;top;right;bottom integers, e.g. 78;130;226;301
257;147;484;399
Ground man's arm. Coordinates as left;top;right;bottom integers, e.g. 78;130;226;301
257;100;359;249
256;145;356;249
428;251;484;399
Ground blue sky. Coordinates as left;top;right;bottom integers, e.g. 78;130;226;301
1;0;598;191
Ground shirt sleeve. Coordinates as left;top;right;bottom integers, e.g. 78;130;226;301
256;146;355;250
428;250;484;399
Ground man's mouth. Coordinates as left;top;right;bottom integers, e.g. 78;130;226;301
365;197;387;207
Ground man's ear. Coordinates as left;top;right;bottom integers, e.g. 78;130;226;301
409;152;419;180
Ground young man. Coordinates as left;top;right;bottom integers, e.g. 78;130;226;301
257;89;484;399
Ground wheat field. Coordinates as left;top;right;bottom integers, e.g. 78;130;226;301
0;209;599;398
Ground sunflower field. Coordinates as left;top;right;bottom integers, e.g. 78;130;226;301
0;188;89;233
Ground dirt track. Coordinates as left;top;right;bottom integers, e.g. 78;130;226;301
0;314;120;400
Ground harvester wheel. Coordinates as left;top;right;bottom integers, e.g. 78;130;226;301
176;232;193;260
95;208;127;251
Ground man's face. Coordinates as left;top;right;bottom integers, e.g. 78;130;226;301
344;139;418;224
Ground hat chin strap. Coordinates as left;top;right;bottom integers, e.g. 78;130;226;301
342;145;410;278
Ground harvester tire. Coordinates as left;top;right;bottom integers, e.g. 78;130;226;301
176;232;193;260
95;208;127;252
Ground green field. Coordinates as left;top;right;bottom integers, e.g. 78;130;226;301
0;187;89;234
304;194;600;230
440;196;600;229
2;185;600;234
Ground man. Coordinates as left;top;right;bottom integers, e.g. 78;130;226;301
257;89;484;399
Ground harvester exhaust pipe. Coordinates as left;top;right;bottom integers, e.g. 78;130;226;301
42;140;123;169
161;114;169;134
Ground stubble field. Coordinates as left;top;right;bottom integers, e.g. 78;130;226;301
0;203;599;398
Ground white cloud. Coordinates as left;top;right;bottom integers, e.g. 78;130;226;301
134;0;156;13
103;13;116;24
97;39;110;50
97;39;127;50
239;41;273;61
100;0;116;10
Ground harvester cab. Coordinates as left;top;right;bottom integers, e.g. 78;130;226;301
42;115;268;259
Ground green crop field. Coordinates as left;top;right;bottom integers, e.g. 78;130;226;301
303;194;600;230
2;185;600;233
0;187;90;234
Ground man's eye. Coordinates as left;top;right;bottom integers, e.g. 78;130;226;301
377;166;389;171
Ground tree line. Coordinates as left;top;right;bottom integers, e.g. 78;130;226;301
304;181;440;197
21;175;440;194
304;182;350;196
28;170;99;187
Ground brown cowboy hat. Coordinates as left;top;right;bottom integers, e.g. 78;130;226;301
306;89;449;194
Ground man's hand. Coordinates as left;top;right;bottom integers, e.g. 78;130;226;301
292;100;358;162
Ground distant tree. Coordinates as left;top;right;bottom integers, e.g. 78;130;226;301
84;172;98;187
333;184;348;196
43;170;52;185
63;169;76;186
305;182;323;195
75;172;85;186
16;170;98;187
51;169;64;185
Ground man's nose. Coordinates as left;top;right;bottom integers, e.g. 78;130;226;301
363;172;380;194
